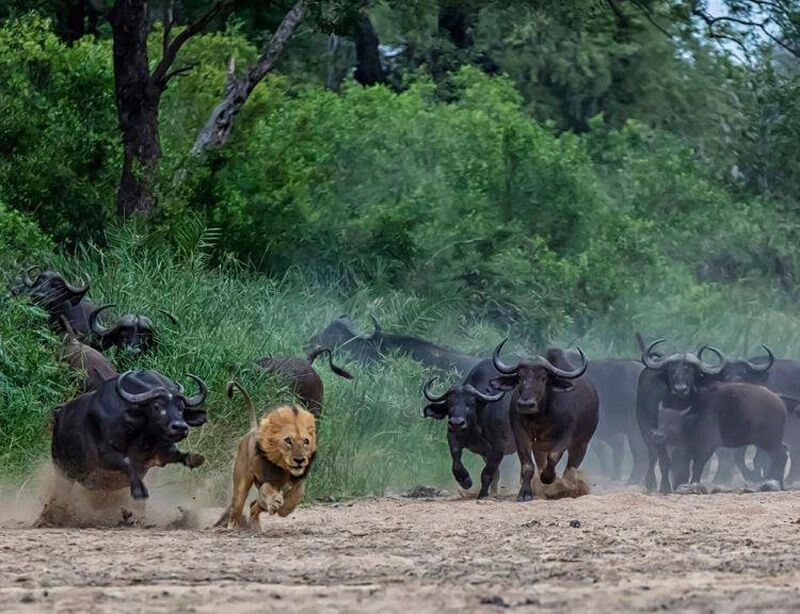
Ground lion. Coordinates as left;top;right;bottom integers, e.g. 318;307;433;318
216;381;317;531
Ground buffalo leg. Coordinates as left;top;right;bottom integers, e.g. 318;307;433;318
691;446;716;484
657;445;672;494
627;429;648;485
511;416;536;502
448;431;472;490
766;444;788;489
566;441;589;472
98;450;148;499
754;448;771;481
644;445;658;493
477;450;504;500
541;451;564;485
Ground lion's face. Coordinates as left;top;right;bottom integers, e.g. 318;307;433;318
258;405;317;476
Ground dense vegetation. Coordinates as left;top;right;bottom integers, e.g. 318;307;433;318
2;1;800;498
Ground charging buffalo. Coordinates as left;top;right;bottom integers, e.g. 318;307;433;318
422;360;512;499
491;340;598;502
16;267;95;335
89;304;178;354
50;370;208;500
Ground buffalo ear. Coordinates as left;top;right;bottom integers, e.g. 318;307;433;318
423;403;448;420
184;409;208;427
550;377;575;392
489;375;517;391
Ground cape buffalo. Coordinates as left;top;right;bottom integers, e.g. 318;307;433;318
669;383;788;489
51;370;208;500
89;303;178;354
16;267;95;335
305;316;480;374
422;360;512;499
636;339;724;493
257;346;353;416
491;340;598;502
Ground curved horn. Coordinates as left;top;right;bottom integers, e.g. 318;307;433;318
116;371;168;405
642;339;667;370
157;309;179;325
89;304;116;337
423;377;448;403
64;274;90;295
492;339;518;375
22;266;39;287
745;345;774;374
464;384;505;403
696;346;725;375
181;374;208;407
537;347;588;379
370;315;382;336
696;345;727;365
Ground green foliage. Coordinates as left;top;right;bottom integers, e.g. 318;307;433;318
0;200;54;265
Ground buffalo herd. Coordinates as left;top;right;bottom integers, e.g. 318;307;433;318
11;268;800;523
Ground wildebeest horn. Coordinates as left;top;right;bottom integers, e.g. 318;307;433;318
642;339;667;369
181;374;208;407
89;304;116;336
464;384;505;403
370;315;382;336
157;309;179;325
537;347;588;379
423;377;448;403
116;371;169;405
492;339;518;375
695;346;724;375
22;266;39;287
745;345;774;374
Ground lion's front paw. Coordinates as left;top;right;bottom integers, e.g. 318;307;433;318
268;492;284;515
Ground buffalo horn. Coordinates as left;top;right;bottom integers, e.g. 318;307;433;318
642;339;667;370
181;374;208;407
745;345;775;374
492;339;518;375
89;304;116;337
423;377;448;403
464;385;505;403
116;370;168;405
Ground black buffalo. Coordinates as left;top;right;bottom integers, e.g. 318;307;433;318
89;303;178;354
669;383;788;489
636;339;724;493
51;370;208;499
257;346;354;416
16;267;95;335
491;340;598;502
422;360;512;499
306;316;480;374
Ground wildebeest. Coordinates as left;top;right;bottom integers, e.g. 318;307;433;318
50;370;208;500
257;346;354;416
636;339;724;493
89;303;178;354
669;383;788;489
60;316;117;392
422;360;512;499
491;340;598;501
16;267;95;335
305;315;480;374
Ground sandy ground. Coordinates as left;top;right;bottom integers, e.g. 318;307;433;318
2;488;800;613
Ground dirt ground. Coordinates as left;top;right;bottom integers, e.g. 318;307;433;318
2;488;800;613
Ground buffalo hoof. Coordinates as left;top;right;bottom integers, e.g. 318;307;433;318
457;476;473;490
675;483;707;495
760;480;781;492
517;493;533;503
540;473;555;485
184;453;205;469
476;490;490;500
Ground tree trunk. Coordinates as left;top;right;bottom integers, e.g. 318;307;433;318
191;0;306;155
353;15;385;86
108;0;162;218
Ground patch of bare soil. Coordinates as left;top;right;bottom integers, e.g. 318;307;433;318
2;490;800;613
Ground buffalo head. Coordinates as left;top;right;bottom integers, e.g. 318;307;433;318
697;345;774;384
18;267;90;313
115;370;208;441
489;339;587;415
90;304;178;354
641;339;724;399
304;315;382;363
422;377;504;432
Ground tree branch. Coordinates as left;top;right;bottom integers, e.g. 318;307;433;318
162;0;174;61
151;0;234;89
163;63;196;84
